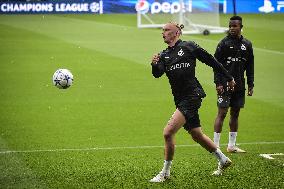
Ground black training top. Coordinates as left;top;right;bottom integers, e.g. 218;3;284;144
151;39;233;104
214;35;254;91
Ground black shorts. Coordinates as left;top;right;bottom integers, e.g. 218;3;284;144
176;98;202;131
217;90;245;108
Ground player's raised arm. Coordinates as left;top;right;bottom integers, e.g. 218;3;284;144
190;43;235;90
151;53;165;78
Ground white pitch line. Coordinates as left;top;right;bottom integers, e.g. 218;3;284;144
259;153;284;160
0;141;283;155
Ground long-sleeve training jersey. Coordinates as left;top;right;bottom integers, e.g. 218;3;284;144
152;39;233;104
214;35;254;91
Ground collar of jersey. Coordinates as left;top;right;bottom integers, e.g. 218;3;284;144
228;34;244;41
167;39;182;50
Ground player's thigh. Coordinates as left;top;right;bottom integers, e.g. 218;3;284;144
164;109;186;135
217;93;231;108
217;106;229;118
230;107;240;118
230;91;245;108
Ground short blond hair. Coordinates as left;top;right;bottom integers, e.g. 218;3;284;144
168;22;184;34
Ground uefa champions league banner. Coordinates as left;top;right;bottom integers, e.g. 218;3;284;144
0;0;138;14
0;0;221;14
0;0;104;14
0;0;284;14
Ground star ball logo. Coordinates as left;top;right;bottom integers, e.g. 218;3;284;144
135;0;150;14
89;1;103;14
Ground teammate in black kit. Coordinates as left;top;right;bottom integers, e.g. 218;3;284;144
149;22;235;183
213;16;254;153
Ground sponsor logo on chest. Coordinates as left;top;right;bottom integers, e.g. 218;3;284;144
166;62;190;72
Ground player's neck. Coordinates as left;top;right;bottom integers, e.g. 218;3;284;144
229;34;242;39
168;38;179;47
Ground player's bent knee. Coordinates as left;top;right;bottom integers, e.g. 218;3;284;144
163;127;174;140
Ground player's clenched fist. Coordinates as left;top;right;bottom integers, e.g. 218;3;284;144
151;54;160;64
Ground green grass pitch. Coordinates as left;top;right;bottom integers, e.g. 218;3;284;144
0;13;283;188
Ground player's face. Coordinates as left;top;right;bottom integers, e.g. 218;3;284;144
229;20;242;37
162;24;178;44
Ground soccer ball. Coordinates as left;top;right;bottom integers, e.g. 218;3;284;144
52;69;73;89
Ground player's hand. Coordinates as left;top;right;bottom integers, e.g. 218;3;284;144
247;87;254;96
228;79;236;91
216;85;224;95
151;54;160;64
